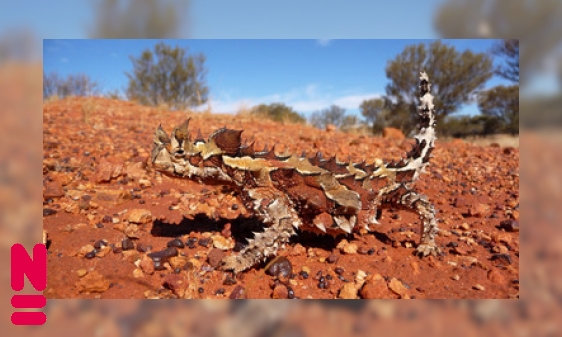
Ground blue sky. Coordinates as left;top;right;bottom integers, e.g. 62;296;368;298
43;39;510;118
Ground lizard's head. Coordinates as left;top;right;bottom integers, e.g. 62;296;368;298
151;118;243;180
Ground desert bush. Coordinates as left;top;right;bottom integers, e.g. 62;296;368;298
384;40;493;134
249;103;306;124
309;105;348;130
125;42;208;110
43;72;101;100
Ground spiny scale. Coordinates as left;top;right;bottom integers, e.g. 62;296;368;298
150;71;441;273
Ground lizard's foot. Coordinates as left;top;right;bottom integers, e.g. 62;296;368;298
416;243;440;257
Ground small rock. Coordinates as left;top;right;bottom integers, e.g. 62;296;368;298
77;269;88;277
163;274;186;297
469;203;490;218
126;209;152;224
265;256;292;278
198;237;212;248
95;159;124;183
327;253;339;264
388;278;409;298
338;283;359;299
410;262;420;275
122;237;135;251
124;224;140;238
223;275;237;286
491;253;512;266
498;219;519;232
488;269;506;284
211;235;234;250
43;208;57;216
139;179;152;188
229;285;246;299
43;180;64;199
473;284;485;291
272;284;289;299
167;238;185;248
76;271;110;293
207;248;225;268
360;274;391;299
451;274;460;281
77;244;96;257
140;255;155;275
169;256;189;269
460;223;470;230
291;243;306;256
148;247;178;261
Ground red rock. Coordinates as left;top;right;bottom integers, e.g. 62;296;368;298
272;284;289;299
388;278;409;298
163;274;186;297
360;274;392;299
126;209;152;224
76;271;110;293
469;203;490;217
207;248;225;268
43;180;64;199
488;269;506;284
96;159;124;183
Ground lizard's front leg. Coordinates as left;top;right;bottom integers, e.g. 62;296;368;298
221;187;302;273
383;185;441;256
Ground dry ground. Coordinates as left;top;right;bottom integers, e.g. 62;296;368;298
43;97;519;299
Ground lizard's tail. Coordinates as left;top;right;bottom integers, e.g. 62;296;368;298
411;71;436;167
391;71;437;183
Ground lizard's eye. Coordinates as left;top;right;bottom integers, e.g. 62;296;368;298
174;149;185;157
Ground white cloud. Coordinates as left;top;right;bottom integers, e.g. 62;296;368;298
196;84;381;115
317;39;332;47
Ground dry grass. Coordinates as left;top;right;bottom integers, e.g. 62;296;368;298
441;134;519;148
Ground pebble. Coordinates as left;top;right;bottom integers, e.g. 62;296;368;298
491;253;512;265
229;285;246;299
207;248;225;268
85;250;97;259
487;269;506;284
272;284;289;299
76;271;110;293
498;219;519;232
186;237;198;248
223;275;237;286
338;283;359;299
43;208;57;216
148;247;178;260
211;235;233;250
265;256;292;278
94;239;108;250
122;238;135;251
198;237;212;248
136;243;152;253
451;275;460;281
139;255;155;275
126;209;152;224
77;269;88;277
388;278;409;297
167;238;185;248
360;273;390;299
473;284;485;291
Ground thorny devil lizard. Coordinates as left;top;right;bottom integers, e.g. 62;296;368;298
151;71;441;273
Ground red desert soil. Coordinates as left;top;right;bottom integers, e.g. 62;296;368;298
43;97;519;299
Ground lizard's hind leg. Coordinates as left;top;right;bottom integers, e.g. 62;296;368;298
221;187;302;273
383;185;441;256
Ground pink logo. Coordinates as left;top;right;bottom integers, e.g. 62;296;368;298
11;244;47;325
